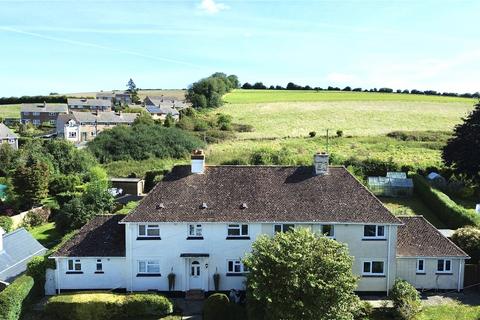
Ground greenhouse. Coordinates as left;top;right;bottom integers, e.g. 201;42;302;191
368;172;413;198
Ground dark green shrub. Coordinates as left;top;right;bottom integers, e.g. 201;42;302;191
123;293;173;318
26;256;50;297
23;210;47;228
0;275;34;320
309;131;316;138
144;170;164;193
353;300;374;320
336;130;343;137
203;293;230;320
232;123;254;132
451;227;480;262
413;174;479;228
193;119;209;131
0;215;13;232
45;292;173;320
391;279;421;320
387;130;451;142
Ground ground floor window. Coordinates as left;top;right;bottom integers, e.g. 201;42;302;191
437;259;452;273
416;259;425;273
67;259;81;271
321;224;335;238
68;132;77;138
96;259;103;272
138;260;160;274
362;260;384;276
227;260;249;274
274;224;294;233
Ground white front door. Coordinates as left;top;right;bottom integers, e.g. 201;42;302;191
189;260;202;289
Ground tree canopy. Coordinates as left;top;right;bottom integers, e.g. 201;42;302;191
243;228;359;320
186;73;239;109
442;103;480;184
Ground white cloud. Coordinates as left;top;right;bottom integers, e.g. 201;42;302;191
198;0;229;14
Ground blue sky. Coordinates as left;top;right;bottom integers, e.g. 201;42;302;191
0;0;479;96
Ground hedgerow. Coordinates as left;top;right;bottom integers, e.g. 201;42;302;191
0;275;34;320
413;174;479;228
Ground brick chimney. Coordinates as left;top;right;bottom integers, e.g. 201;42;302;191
313;152;329;176
191;149;205;174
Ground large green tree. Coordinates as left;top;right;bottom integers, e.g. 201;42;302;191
185;73;238;109
243;228;359;320
442;103;480;184
126;78;140;103
12;162;50;209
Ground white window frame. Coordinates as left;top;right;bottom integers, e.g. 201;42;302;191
416;259;425;274
188;224;203;237
362;260;385;276
273;224;295;233
227;224;249;237
49;112;56;116
363;225;386;239
138;260;160;274
33;112;40;116
437;259;452;273
96;259;103;272
321;224;335;238
32;119;41;126
67;259;81;271
227;259;249;274
138;224;160;237
68;132;77;138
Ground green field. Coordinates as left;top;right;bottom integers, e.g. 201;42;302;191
0;104;21;118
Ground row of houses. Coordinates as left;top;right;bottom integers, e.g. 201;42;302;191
49;151;469;295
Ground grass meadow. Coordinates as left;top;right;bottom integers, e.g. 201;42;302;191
0;104;21;118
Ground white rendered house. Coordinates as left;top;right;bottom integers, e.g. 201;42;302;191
51;151;468;295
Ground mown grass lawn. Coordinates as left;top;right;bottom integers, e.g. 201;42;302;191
29;222;62;249
0;104;21;118
416;302;480;320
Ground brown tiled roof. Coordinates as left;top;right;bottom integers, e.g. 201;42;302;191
122;165;401;224
397;216;468;257
52;215;125;257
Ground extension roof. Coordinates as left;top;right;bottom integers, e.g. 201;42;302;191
396;216;468;257
51;215;125;257
122;165;401;224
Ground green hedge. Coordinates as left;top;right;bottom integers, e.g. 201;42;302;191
45;292;173;320
203;293;246;320
0;275;34;320
413;174;480;228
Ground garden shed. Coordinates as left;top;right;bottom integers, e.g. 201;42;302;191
367;172;413;198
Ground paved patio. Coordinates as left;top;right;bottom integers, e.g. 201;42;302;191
172;298;204;320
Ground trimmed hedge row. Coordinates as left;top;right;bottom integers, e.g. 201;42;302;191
413;174;480;229
0;275;34;320
45;292;173;320
203;293;246;320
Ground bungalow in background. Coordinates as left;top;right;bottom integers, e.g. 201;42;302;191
67;98;112;112
56;111;138;143
0;123;18;149
0;227;47;283
144;96;188;110
21;103;68;127
146;105;180;121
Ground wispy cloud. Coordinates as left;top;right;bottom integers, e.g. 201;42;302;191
0;26;208;69
198;0;228;14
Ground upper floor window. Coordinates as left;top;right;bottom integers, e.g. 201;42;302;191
227;224;249;239
363;225;385;239
416;259;425;274
33;112;40;116
188;224;203;238
362;260;384;276
49;112;56;116
437;259;452;274
227;259;249;275
23;112;29;115
322;225;335;238
274;224;294;233
138;224;160;239
67;259;81;272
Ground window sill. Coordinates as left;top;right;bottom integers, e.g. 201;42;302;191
66;271;83;274
435;273;453;275
136;237;161;240
226;273;248;277
416;272;426;275
187;236;204;240
361;275;386;278
136;273;162;277
226;236;250;240
94;271;105;274
361;238;387;241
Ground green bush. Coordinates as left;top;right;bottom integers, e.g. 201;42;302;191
26;256;50;297
123;294;173;318
23;211;47;228
413;174;479;228
387;130;451;142
0;275;34;320
451;227;480;262
391;279;421;320
203;293;230;320
46;292;173;320
0;215;13;232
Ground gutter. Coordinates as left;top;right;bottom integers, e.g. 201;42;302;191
386;225;391;295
